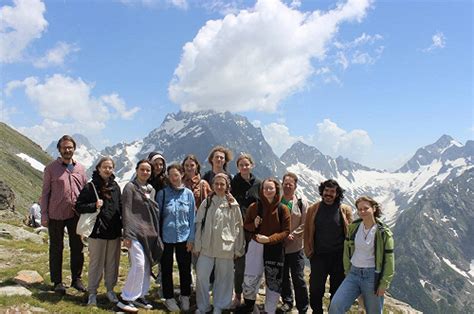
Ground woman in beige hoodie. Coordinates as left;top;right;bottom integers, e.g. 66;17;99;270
194;173;245;313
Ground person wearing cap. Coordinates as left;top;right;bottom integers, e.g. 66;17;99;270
147;152;167;193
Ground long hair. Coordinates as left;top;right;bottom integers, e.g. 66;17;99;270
182;154;202;176
208;172;235;208
318;179;344;205
94;156;115;199
355;195;382;218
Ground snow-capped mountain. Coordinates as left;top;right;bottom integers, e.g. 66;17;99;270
45;133;100;170
391;168;474;313
282;137;472;226
92;110;286;185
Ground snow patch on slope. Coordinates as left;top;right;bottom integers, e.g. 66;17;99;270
16;153;45;172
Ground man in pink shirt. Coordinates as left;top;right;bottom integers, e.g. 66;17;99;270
41;135;88;295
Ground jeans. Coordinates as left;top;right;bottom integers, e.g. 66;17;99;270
309;251;345;314
329;266;384;314
48;217;84;285
160;242;192;299
281;250;309;312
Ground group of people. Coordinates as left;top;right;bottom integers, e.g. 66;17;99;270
39;134;394;314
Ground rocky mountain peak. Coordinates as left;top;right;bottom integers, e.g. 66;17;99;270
398;134;466;173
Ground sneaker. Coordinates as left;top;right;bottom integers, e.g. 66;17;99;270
87;294;97;306
133;297;153;310
106;290;119;303
117;300;139;312
71;279;87;292
280;303;292;312
54;283;66;295
180;295;190;311
164;298;180;312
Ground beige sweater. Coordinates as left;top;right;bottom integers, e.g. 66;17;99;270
283;194;308;254
194;195;245;259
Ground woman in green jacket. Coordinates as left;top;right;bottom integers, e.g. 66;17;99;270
329;196;394;314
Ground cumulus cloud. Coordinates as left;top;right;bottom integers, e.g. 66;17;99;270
261;122;303;156
169;0;372;113
309;118;372;161
422;31;446;52
4;74;140;147
0;0;48;63
33;41;80;68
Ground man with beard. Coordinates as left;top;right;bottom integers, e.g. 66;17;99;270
303;179;353;314
41;135;88;295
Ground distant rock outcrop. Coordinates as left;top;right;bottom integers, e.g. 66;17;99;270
0;180;15;211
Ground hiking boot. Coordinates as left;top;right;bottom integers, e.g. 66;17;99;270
54;283;66;295
71;279;87;292
117;300;139;312
106;290;119;303
164;298;180;312
87;293;97;306
133;297;153;309
180;295;190;311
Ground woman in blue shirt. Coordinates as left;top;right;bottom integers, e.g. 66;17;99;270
156;163;196;312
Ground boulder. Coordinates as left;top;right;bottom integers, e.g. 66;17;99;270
0;223;44;244
0;180;15;211
0;285;32;296
14;270;44;286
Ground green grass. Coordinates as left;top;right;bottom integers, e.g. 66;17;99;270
0;122;52;215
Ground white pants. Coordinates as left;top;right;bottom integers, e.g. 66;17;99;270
196;254;234;313
121;240;151;301
243;240;280;314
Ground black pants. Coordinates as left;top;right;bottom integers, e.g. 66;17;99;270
161;242;192;299
48;216;84;285
282;250;309;312
309;251;345;314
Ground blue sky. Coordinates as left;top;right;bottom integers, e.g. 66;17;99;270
1;0;472;170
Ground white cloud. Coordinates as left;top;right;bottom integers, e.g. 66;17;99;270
5;74;140;147
334;32;383;68
0;99;18;123
261;122;303;156
33;41;80;68
422;31;446;52
101;94;140;120
168;0;188;10
120;0;189;10
309;119;372;162
0;0;48;63
169;0;372;113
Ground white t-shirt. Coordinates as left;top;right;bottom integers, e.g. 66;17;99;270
351;223;376;268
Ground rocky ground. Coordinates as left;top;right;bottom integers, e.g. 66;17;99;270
0;217;419;313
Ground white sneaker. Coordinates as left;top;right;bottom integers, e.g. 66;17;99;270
106;290;119;303
164;298;181;312
180;295;190;311
117;300;139;313
87;293;97;306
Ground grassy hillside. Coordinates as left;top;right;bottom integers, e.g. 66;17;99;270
0;123;52;215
